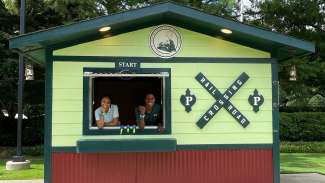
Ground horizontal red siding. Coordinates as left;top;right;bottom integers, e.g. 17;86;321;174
52;149;273;183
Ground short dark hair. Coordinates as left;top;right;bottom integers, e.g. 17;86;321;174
145;93;155;99
101;96;111;101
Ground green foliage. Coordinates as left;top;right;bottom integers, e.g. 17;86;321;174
94;0;239;18
280;112;325;141
246;0;325;108
278;58;325;107
0;0;19;117
281;142;325;153
308;94;325;107
246;0;325;43
46;0;103;23
0;146;43;159
0;105;44;146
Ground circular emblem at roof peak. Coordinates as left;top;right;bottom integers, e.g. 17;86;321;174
149;25;182;58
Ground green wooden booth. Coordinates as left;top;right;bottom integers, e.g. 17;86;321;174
9;2;315;183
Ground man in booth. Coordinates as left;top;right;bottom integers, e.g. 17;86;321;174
94;96;120;128
135;93;163;132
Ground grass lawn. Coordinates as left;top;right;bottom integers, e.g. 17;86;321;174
0;157;43;180
281;153;325;174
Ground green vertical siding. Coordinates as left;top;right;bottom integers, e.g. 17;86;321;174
52;61;273;146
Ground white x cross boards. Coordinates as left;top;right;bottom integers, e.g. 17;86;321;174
195;72;250;129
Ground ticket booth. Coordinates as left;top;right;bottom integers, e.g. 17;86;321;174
9;2;315;183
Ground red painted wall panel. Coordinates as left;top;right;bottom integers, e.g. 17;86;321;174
52;149;273;183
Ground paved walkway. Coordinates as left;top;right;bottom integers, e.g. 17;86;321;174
281;173;325;183
1;174;325;183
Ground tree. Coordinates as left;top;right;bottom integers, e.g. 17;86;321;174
0;0;19;115
0;0;104;118
96;0;238;18
246;0;325;108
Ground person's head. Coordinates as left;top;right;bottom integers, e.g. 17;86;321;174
100;96;111;110
145;93;155;107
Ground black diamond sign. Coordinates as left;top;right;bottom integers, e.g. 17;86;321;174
195;72;250;129
180;88;196;113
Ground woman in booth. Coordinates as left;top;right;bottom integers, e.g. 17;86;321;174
135;93;164;132
94;96;120;128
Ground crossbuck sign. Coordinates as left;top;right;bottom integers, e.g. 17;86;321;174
195;72;250;129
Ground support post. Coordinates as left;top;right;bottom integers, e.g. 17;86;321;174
13;0;26;162
6;0;30;169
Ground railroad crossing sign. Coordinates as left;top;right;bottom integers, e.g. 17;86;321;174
195;72;250;129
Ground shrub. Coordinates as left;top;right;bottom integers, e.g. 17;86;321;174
0;105;44;146
280;112;325;141
281;141;325;153
0;145;43;159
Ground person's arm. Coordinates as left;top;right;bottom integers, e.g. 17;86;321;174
95;109;104;129
157;105;162;126
157;105;164;133
106;118;119;126
106;105;120;126
136;106;145;130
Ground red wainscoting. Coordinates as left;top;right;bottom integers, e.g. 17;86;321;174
52;149;273;183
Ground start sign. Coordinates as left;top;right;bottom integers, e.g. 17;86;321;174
115;60;140;70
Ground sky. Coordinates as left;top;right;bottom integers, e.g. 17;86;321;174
242;0;253;9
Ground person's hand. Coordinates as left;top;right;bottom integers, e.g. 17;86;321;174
158;124;165;134
101;107;108;113
97;120;105;129
138;105;146;115
138;121;145;130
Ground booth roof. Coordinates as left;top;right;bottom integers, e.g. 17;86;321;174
9;2;315;64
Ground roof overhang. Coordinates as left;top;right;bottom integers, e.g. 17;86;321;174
9;2;315;64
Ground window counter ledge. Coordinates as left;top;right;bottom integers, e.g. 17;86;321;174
76;138;177;153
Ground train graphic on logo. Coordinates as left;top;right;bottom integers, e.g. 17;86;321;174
149;25;182;58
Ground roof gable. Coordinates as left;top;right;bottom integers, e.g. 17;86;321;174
54;26;270;58
9;2;314;63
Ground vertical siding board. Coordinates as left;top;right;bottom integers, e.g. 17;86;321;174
52;149;272;183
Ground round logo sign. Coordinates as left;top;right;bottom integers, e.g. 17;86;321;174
149;25;182;58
